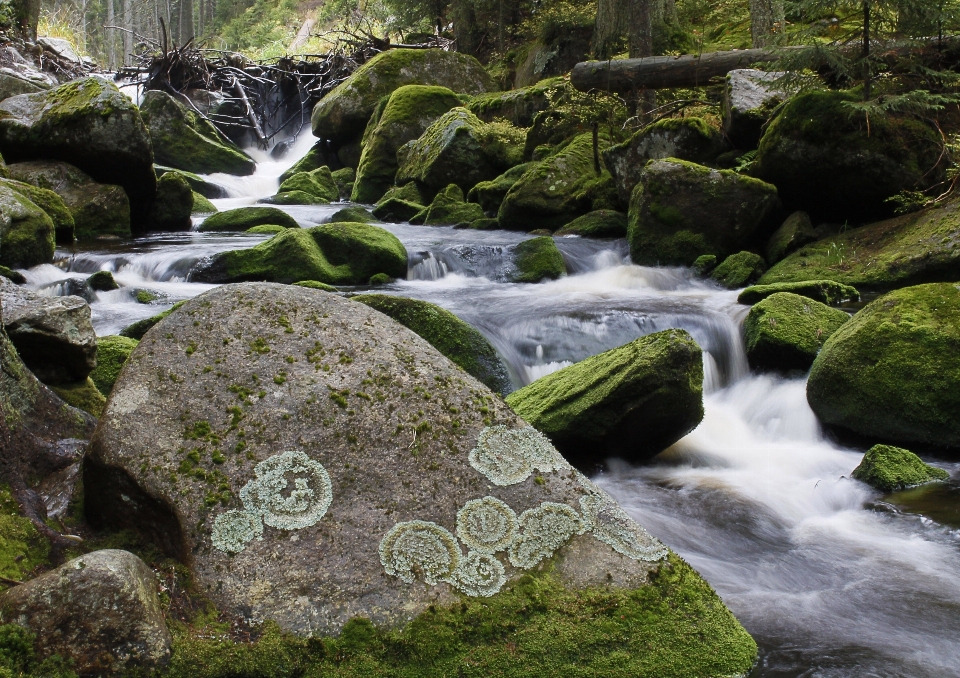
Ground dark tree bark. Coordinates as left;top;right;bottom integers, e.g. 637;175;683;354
749;0;784;48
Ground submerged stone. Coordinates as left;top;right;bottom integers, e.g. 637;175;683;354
851;444;949;492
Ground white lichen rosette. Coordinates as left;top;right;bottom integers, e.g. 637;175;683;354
240;450;333;530
379;520;461;585
579;492;668;562
456;496;518;554
468;426;569;486
211;509;263;553
508;502;586;569
452;551;507;597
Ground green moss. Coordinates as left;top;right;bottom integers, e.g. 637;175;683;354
738;280;859;306
90;335;139;395
192;191;218;214
465;78;562;127
377;182;424;207
0;623;76;678
710;251;766;289
0;185;55;269
199;207;299;232
692;255;716;275
119;300;187;340
743;292;849;372
512;236;565;283
275;166;339;204
851;444;949;492
279;143;327;184
353;294;511;395
765;211;815;264
87;270;118;291
136;290;159;303
247;224;287;234
0;266;25;284
368;272;394;285
0;178;75;244
468;163;535;214
0;486;50;583
555;210;627;238
808;283;960;448
162;554;756;678
292;280;338;291
329;206;377;223
372;198;425;223
420;184;486;226
150;171;193;231
50;377;106;417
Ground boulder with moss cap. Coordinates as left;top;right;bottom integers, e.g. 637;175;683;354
765;211;816;264
0;183;56;268
85;282;756;678
506;329;704;465
738;280;859;306
267;166;339;205
148;171;193;231
628;158;780;266
744;292;849;372
711;251;766;289
807;283;960;448
511;236;566;283
198;206;299;232
413;184;486;226
467;162;535;215
555;210;627;238
90;335;139;395
851;444;949;492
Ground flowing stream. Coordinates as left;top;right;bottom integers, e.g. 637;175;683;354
14;141;960;677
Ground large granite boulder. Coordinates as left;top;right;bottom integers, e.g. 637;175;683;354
603;118;727;206
147;170;193;231
744;292;849;372
190;223;407;285
0;78;156;226
7;160;130;240
627;158;780;266
807;283;960;449
755;88;943;223
506;329;704;465
0;177;75;245
0;276;96;383
499;133;618;232
84;283;755;678
352;85;462;203
555;210;628;238
710;251;767;289
0;183;55;268
140;90;255;176
411;184;486;226
722;69;791;149
311;49;495;144
0;550;172;675
759;197;960;289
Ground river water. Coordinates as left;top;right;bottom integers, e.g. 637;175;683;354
15;137;960;676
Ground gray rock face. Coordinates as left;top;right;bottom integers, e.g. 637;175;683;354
87;283;667;635
723;69;790;148
0;550;172;675
0;276;97;383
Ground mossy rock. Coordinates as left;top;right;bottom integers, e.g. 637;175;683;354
465;77;563;127
467;162;535;215
135;290;159;303
352;85;463;203
755;88;943;223
331;167;356;200
500;134;617;232
710;251;766;289
627;158;780;267
377;181;424;207
270;166;339;205
148;171;193;231
88;270;118;291
0;266;25;284
311;49;495;144
738;280;859;306
0;184;55;269
90;335;139;395
759;198;960;289
851;444;949;492
419;184;485;226
292;280;338;292
329;206;376;223
466;217;500;230
0;485;51;582
0;177;75;244
692;254;717;275
278;142;335;184
511;236;566;283
555;210;627;238
50;377;106;417
603;118;727;206
353;294;511;395
199;206;299;232
372;197;425;223
506;328;704;464
156;165;225;199
119;301;186;340
140;90;255;176
765;211;815;264
744;292;849;372
191;223;408;285
807;283;960;448
192;191;217;214
247;224;286;234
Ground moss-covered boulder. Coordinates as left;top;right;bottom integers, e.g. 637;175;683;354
6;160;130;241
765;211;815;264
0;183;55;269
467;162;535;215
191;223;407;285
87;270;118;291
744;292;849;371
603;118;727;206
0;177;75;244
90;335;139;395
331;167;355;200
119;301;186;340
759;198;960;289
372;197;424;223
499;134;617;232
311;49;495;144
192;191;217;214
148;171;193;231
247;224;286;234
198;206;299;232
755;89;943;223
510;236;566;283
710;251;766;289
396;108;525;200
278;142;339;184
506;329;703;464
140;90;255;176
292;280;338;291
352;294;511;395
627;158;780;266
50;376;105;417
738;280;859;306
554;210;628;238
466;78;562;127
414;184;486;226
0;78;156;227
692;254;717;276
155;165;226;199
851;444;949;492
329;206;376;223
267;166;339;205
807;283;960;448
353;86;462;203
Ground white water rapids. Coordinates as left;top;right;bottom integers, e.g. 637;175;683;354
13;141;960;676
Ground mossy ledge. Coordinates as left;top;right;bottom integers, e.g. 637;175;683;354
160;553;757;678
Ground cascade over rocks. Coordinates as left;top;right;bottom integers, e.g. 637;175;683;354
743;292;849;372
807;283;960;449
506;329;704;465
0;78;157;227
87;283;679;635
0;549;172;675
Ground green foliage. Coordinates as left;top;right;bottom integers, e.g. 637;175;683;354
0;487;50;583
0;624;76;678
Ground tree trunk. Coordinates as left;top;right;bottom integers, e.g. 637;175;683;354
122;0;133;66
181;0;194;42
21;0;41;40
106;0;116;70
749;0;783;48
592;0;627;59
